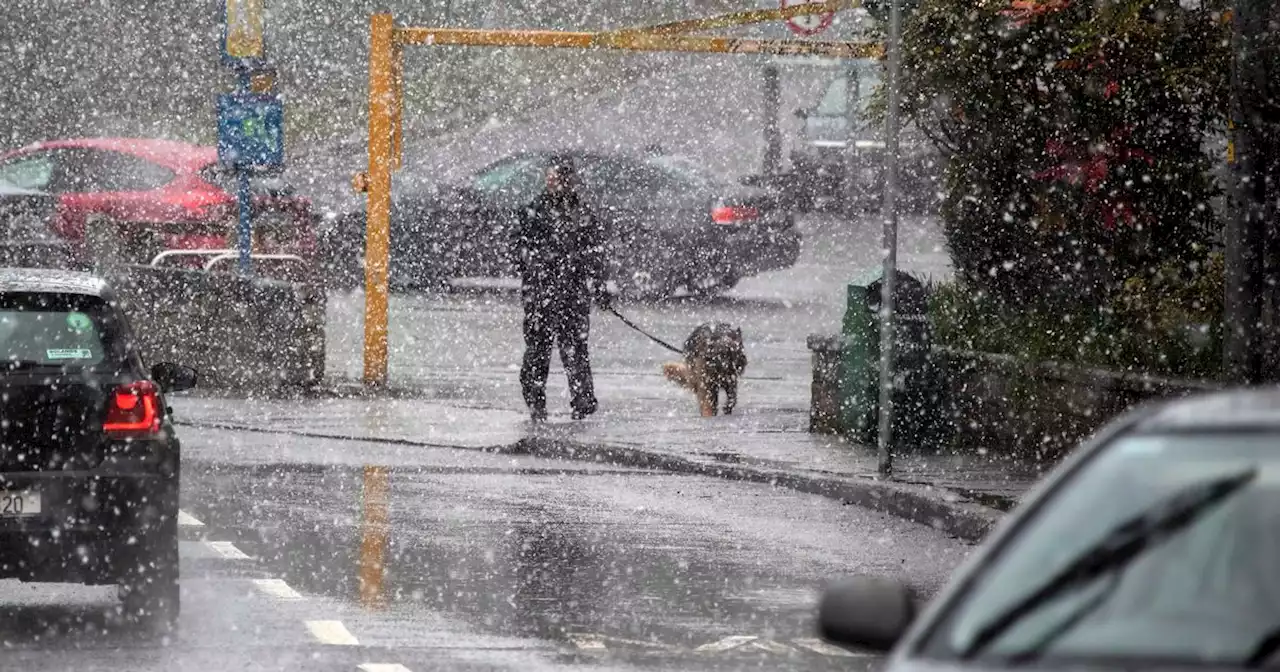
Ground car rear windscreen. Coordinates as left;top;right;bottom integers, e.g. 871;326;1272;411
0;293;121;368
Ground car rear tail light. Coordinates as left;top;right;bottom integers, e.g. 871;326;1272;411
104;381;161;435
168;187;235;222
711;206;760;224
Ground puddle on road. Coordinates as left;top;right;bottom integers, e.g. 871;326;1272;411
188;463;830;655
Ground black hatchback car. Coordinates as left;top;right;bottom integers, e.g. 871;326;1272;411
322;149;800;300
0;268;196;626
819;388;1280;667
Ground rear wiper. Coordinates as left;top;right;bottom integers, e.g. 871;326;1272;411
960;467;1258;660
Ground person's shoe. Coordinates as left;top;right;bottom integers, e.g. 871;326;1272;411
530;407;548;422
570;401;598;421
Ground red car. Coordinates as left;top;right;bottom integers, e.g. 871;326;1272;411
0;138;315;269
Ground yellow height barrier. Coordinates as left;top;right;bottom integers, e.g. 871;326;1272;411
359;3;881;386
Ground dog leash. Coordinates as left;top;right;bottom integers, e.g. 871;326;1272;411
603;304;685;355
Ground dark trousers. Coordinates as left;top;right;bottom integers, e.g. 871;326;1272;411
520;293;596;414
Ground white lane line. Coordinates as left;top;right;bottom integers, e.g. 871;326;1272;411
791;638;875;657
693;635;757;653
206;541;251;560
568;634;607;651
749;640;795;654
177;510;205;527
307;620;359;646
596;634;679;651
252;578;303;601
358;665;411;672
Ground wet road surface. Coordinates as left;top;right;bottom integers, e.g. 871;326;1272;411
0;428;973;672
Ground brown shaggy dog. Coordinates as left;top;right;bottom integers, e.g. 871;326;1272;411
662;323;747;417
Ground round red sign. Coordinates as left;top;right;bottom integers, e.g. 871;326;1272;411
781;0;836;36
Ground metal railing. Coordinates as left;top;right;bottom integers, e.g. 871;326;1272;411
149;249;238;268
147;249;310;282
202;253;306;273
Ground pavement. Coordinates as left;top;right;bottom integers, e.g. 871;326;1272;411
170;386;1031;544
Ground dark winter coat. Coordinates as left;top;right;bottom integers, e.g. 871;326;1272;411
512;190;608;304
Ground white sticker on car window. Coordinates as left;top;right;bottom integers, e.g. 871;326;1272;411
46;348;93;360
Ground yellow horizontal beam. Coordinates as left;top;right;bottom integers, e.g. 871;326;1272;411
607;0;862;38
394;28;882;59
396;28;593;49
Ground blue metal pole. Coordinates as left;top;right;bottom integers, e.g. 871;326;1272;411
237;68;253;276
237;169;252;274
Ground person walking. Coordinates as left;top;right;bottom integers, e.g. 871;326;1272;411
513;155;610;421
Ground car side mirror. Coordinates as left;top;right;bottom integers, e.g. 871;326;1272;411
818;576;917;652
151;362;198;393
794;107;810;120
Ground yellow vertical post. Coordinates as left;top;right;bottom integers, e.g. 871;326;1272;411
363;13;395;387
391;45;404;171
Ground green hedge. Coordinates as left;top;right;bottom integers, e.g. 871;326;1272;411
929;253;1223;379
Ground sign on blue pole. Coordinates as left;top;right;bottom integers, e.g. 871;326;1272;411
217;93;284;171
222;0;267;68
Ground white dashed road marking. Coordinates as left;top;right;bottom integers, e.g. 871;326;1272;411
358;665;412;672
177;510;204;527
693;635;759;653
748;640;796;654
307;620;360;646
579;634;679;651
252;578;303;601
206;541;252;560
569;635;607;651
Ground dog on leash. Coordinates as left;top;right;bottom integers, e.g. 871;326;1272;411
662;323;747;417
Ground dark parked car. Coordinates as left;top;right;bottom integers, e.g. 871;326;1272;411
0;268;197;627
322;149;801;299
820;388;1280;666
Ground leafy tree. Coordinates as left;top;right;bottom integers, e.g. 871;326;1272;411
901;0;1231;308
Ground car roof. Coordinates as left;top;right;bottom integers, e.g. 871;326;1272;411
5;138;216;172
0;268;108;298
1132;388;1280;433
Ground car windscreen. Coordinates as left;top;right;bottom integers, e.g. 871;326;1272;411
919;432;1280;665
580;157;696;199
645;156;713;188
815;61;880;118
0;292;124;370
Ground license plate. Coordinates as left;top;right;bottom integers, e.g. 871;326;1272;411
0;490;40;517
